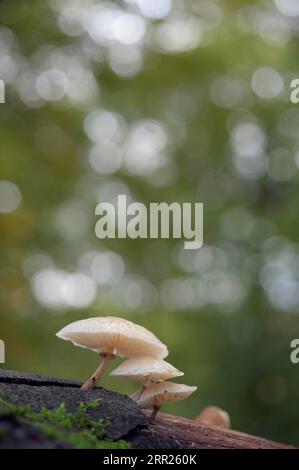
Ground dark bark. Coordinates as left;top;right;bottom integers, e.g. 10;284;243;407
0;369;294;449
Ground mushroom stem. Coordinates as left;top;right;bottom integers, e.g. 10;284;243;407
137;376;152;400
81;353;115;391
137;385;146;400
149;405;160;424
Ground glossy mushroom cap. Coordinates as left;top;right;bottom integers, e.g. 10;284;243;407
56;316;168;359
110;356;183;384
195;406;230;429
133;381;197;409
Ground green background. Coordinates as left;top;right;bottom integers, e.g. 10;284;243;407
1;0;299;446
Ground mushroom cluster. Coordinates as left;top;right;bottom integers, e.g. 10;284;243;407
56;316;196;422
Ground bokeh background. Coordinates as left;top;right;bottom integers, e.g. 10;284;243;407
1;0;299;446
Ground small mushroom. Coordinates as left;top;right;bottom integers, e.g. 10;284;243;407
133;381;197;423
56;316;168;390
110;356;183;398
195;406;230;429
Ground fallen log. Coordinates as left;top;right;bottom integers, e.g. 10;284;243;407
0;369;294;449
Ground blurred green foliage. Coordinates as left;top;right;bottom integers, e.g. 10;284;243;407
1;0;299;446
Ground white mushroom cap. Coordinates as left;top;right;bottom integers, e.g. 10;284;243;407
56;316;168;359
133;381;197;409
110;356;183;384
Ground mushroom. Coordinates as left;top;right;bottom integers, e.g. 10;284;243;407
195;406;230;429
110;356;184;398
133;381;197;423
56;316;168;390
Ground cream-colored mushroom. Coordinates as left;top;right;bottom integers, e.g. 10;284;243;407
133;381;197;423
195;406;230;429
56;316;168;390
111;356;183;398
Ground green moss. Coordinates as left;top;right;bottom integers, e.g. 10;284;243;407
0;397;130;449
